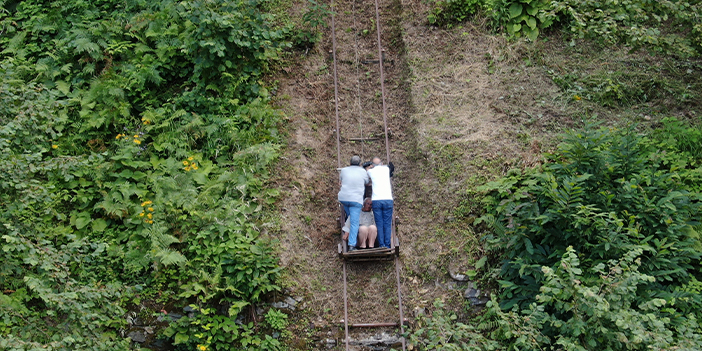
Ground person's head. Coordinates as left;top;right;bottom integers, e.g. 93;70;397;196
350;155;361;166
362;161;373;170
362;198;372;211
372;157;381;166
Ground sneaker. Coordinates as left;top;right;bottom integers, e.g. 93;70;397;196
348;246;358;252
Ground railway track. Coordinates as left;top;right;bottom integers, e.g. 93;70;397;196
328;0;406;349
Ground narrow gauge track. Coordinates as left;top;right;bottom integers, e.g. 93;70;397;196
329;0;406;349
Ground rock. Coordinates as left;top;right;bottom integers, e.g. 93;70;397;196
284;296;298;308
272;299;296;311
183;306;195;313
256;306;265;316
464;286;489;306
355;332;402;347
272;332;280;339
271;301;294;311
448;264;469;282
294;296;304;302
325;339;336;349
127;331;146;343
413;306;425;318
144;326;154;334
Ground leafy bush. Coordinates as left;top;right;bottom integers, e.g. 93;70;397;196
265;308;289;331
409;248;702;350
492;0;554;40
428;0;486;27
551;0;702;57
163;305;283;351
0;0;290;347
407;299;499;350
478;125;702;310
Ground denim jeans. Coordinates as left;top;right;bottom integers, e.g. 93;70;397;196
340;201;363;248
372;200;394;248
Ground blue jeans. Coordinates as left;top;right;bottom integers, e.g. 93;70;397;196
372;200;394;248
340;201;363;247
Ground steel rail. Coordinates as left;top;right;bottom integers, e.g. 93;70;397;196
331;0;342;169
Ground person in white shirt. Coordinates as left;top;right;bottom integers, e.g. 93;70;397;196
366;157;394;249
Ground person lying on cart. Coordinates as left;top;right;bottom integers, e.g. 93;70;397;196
342;198;377;249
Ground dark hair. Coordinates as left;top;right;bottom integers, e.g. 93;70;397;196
362;161;373;168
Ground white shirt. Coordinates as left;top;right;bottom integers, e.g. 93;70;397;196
367;165;393;201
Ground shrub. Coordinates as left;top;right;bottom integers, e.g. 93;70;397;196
477;124;702;311
0;0;289;347
551;0;702;57
491;0;555;40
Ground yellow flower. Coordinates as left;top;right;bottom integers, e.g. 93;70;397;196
184;166;191;171
148;207;154;212
115;135;121;139
148;220;153;224
574;95;582;101
188;156;194;161
139;212;145;217
192;164;198;170
147;213;153;219
141;200;152;207
197;345;207;351
134;139;141;144
133;135;139;138
183;160;189;166
52;144;58;149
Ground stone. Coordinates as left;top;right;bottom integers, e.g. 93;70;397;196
284;296;298;308
127;331;146;343
464;286;489;306
354;332;402;347
144;326;154;334
272;300;295;311
183;306;195;313
448;264;469;282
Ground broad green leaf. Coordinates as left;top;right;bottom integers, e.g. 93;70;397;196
526;17;537;30
509;3;523;19
91;219;108;232
523;27;539;41
174;333;189;344
526;5;538;16
75;212;91;230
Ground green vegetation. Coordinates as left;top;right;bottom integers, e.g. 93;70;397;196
430;0;702;55
0;0;321;349
409;123;702;349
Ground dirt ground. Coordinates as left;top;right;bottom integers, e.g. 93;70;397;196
269;0;585;349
